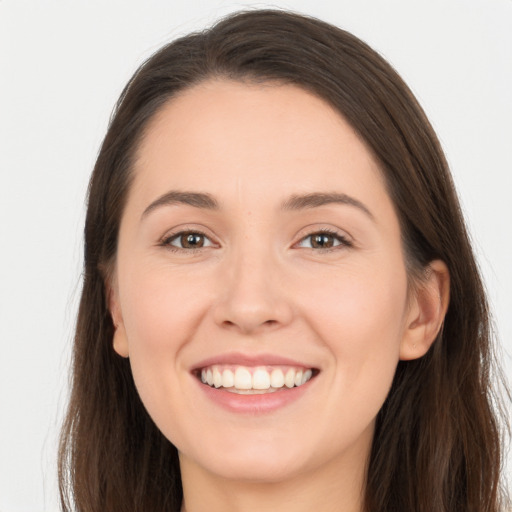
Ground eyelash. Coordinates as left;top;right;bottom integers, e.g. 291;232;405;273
295;229;352;251
160;230;215;252
160;228;352;252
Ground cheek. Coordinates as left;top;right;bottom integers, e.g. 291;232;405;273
117;263;212;437
121;263;208;351
304;256;407;332
117;263;210;401
298;258;408;390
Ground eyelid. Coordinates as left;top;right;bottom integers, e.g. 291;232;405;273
293;226;353;250
159;225;219;250
168;232;214;248
157;224;352;252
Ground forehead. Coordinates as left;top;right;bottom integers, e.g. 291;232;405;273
130;79;390;215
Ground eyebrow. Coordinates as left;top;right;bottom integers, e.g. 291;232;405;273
141;191;219;219
282;192;374;220
141;190;374;221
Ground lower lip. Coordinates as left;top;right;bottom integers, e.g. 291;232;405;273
196;378;315;414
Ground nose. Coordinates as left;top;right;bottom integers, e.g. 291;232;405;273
213;247;294;334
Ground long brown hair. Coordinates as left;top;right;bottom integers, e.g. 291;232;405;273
59;9;510;511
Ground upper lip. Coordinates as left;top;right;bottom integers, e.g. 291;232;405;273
191;352;317;372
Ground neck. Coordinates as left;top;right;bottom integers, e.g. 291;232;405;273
179;447;368;512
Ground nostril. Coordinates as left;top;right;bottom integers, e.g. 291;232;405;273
221;317;280;334
213;286;294;333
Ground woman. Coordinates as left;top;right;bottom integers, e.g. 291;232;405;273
58;9;510;512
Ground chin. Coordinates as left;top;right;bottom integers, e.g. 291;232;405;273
178;432;313;483
193;453;307;483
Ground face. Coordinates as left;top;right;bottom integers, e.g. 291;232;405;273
111;80;422;484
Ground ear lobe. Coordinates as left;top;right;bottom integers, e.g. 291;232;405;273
107;279;130;358
400;260;450;361
112;325;129;358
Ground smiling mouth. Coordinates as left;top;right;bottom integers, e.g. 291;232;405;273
196;365;318;394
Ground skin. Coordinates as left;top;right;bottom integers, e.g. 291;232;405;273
110;80;449;512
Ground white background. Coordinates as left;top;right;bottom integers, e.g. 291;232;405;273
0;1;511;510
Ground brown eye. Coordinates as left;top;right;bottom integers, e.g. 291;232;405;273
181;233;205;248
310;233;335;248
166;231;213;249
297;231;350;250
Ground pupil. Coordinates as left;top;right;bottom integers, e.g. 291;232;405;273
313;234;333;248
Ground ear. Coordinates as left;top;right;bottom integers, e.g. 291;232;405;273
107;276;130;358
400;260;450;360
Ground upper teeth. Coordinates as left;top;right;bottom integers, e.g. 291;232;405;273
200;365;313;392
